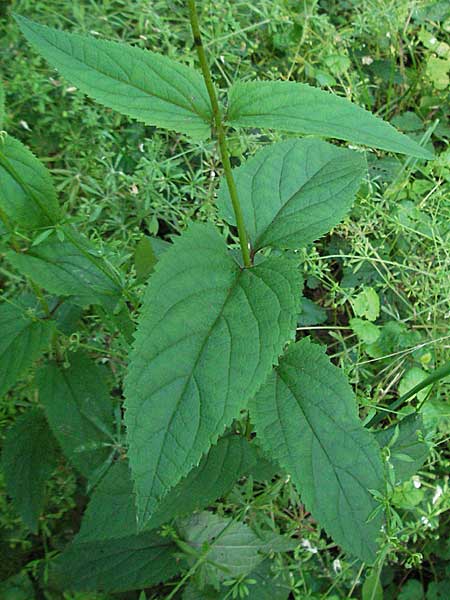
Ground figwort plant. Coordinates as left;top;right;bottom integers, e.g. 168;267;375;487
0;0;435;595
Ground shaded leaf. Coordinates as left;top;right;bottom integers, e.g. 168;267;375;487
2;409;58;532
375;413;430;482
0;302;55;397
251;338;384;562
77;435;259;542
16;15;212;139
218;139;366;251
0;134;60;229
134;236;158;282
0;77;4;129
7;227;122;311
51;532;181;592
125;223;299;526
36;352;114;478
227;81;433;158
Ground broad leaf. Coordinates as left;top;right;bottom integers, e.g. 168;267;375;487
250;338;384;563
0;134;60;229
375;413;430;483
125;223;299;525
2;409;58;532
16;15;213;139
7;227;122;311
218;139;366;251
77;434;259;542
36;352;115;478
0;302;55;397
50;532;181;592
179;512;268;581
227;81;433;159
134;236;158;282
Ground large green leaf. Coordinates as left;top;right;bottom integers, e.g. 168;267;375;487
227;81;433;159
77;434;258;542
375;413;430;483
125;223;299;526
0;302;55;397
251;338;384;563
218;139;366;251
2;409;58;532
50;531;181;592
15;15;212;139
7;227;122;311
36;352;115;478
0;134;60;229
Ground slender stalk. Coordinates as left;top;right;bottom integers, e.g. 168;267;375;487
187;0;252;268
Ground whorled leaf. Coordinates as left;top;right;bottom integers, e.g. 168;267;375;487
2;408;59;532
16;15;213;139
125;223;300;526
227;81;433;159
218;138;366;251
251;338;384;562
0;134;60;229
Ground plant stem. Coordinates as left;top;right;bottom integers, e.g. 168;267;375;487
187;0;252;268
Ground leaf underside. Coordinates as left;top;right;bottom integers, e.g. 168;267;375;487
0;302;55;397
218;138;367;250
2;409;58;532
36;352;114;478
15;15;212;139
227;81;433;159
251;338;384;562
0;134;60;229
77;434;259;542
125;223;299;526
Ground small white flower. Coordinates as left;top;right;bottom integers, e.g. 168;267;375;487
413;476;421;489
420;516;431;528
333;559;342;573
362;56;373;66
301;539;318;554
139;143;145;153
130;183;139;195
429;37;437;45
210;170;216;179
19;120;31;131
432;485;443;505
66;86;77;93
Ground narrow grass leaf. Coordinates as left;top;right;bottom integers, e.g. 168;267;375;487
0;134;60;229
0;77;5;128
227;81;433;159
50;532;181;592
251;338;384;563
0;302;55;397
2;409;58;532
15;15;213;139
218;139;366;251
77;434;258;542
36;352;115;479
125;223;299;526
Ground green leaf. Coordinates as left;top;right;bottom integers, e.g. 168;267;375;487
352;287;380;321
350;318;381;345
125;223;299;526
0;77;5;129
134;236;158;282
227;81;433;159
50;532;181;592
2;409;58;532
36;352;115;478
362;569;383;600
178;512;267;581
218;139;366;251
298;297;327;326
7;227;122;311
375;413;430;482
250;338;384;562
0;302;55;397
0;134;60;229
77;435;259;542
15;15;212;139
